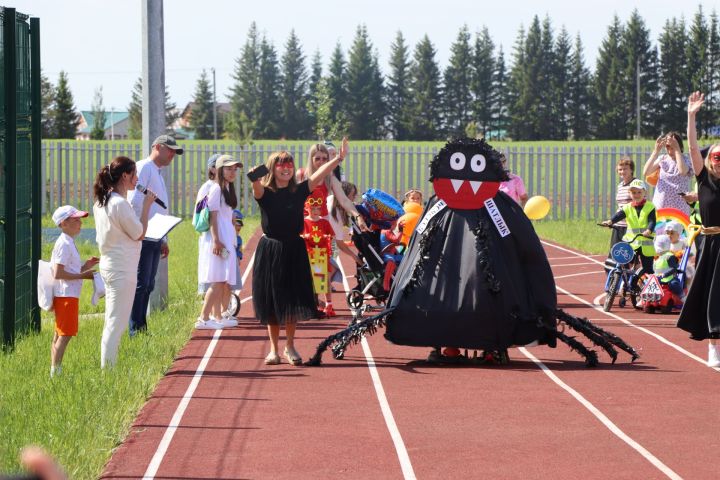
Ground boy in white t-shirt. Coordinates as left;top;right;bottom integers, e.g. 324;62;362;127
50;205;99;377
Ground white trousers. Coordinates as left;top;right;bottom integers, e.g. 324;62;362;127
100;268;137;368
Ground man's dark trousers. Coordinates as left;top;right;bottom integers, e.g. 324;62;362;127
130;239;162;335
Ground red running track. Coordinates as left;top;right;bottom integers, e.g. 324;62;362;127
101;231;720;480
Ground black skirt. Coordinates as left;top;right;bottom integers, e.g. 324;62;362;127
677;234;720;340
252;235;316;325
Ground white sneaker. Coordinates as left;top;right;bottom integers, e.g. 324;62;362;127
218;316;238;328
708;344;720;368
195;318;224;330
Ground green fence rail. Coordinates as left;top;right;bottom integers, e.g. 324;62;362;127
1;8;41;348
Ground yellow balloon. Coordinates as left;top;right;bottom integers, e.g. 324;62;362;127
524;195;551;220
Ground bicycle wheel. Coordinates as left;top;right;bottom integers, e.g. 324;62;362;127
228;293;240;316
603;272;620;312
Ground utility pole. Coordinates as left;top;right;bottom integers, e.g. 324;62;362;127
636;58;641;139
142;0;168;310
212;67;218;140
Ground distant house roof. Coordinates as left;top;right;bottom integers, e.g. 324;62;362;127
78;110;130;134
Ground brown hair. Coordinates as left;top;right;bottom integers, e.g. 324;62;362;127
666;131;684;153
216;165;238;209
262;151;298;192
93;156;136;207
331;181;357;227
303;143;332;188
617;156;635;174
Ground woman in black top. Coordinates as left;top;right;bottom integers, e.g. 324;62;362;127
677;92;720;368
249;139;348;366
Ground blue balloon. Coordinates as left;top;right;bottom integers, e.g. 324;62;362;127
361;189;404;225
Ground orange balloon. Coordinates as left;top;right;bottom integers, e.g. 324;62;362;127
404;201;422;215
399;212;420;245
645;169;659;187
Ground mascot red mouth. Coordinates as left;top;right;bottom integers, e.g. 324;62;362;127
432;178;500;210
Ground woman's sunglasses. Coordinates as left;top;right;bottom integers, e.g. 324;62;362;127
710;152;720;163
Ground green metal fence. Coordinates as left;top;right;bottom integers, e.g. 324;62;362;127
1;8;41;348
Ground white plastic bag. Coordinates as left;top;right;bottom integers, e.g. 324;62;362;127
37;260;55;311
92;272;106;306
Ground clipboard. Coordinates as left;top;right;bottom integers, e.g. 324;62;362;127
145;214;182;241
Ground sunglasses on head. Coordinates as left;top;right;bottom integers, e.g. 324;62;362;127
306;197;324;206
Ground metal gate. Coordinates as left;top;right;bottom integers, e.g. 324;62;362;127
1;8;41;348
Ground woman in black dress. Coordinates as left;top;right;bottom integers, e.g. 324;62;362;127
677;92;720;368
249;139;348;366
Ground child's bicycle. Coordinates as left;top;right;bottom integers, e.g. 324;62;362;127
598;224;651;312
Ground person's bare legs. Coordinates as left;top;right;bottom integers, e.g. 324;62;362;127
264;323;281;364
283;322;302;365
51;336;71;369
200;283;223;320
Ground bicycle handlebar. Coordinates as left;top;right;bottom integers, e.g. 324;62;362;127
597;223;652;242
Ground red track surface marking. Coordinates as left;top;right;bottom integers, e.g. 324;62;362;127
101;230;720;479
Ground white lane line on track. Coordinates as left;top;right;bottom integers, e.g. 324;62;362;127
519;348;683;480
552;262;598;267
555;271;602;280
338;261;417;480
541;240;606;266
548;255;606;260
142;253;256;479
543;245;719;371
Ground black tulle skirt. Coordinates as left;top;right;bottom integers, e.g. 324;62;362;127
252;235;316;325
677;234;720;340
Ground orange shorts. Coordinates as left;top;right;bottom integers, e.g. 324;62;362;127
53;297;79;336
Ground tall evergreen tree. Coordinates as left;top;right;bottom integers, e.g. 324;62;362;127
164;88;179;133
280;30;309;138
53;71;80;139
506;26;526;140
189;70;214;139
345;25;385;139
443;25;473;137
256;37;283;138
537;16;557;139
471;27;495;137
127;78;142;139
708;11;720;129
552;26;572;139
509;17;545;139
90;87;106;140
227;22;261;141
327;43;348;131
407;35;442;140
594;16;626;139
306;49;323;138
309;77;348;140
386;31;412;140
687;6;711;134
657;17;688;133
621;9;660;137
490;47;509;139
40;71;55;138
566;34;593;139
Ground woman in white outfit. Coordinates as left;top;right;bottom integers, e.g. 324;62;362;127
197;155;242;329
93;156;155;368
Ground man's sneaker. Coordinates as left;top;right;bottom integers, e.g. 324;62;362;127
195;318;224;330
218;316;238;328
708;344;720;368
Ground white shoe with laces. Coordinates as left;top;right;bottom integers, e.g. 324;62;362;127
195;318;224;330
708;344;720;368
218;315;238;328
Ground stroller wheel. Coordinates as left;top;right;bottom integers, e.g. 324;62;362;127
347;289;364;310
227;293;240;317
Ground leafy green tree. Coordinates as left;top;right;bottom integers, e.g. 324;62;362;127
407;35;442;140
686;6;711;134
227;22;261;141
345;25;385;139
280;30;309;139
53;71;80;139
127;78;142;139
594;16;626;139
566;34;593;140
471;27;495;137
657;17;688;133
89;87;107;140
256;37;282;138
309;77;348;140
40;71;55;138
189;70;214;139
386;31;412;140
164;88;179;133
443;25;473;137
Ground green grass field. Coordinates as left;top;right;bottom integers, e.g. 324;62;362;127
1;216;605;478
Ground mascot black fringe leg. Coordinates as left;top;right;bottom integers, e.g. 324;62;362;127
306;139;639;368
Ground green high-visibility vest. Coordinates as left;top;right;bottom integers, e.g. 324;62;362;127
653;252;675;283
622;202;656;256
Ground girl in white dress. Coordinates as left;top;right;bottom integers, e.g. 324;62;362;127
197;155;242;329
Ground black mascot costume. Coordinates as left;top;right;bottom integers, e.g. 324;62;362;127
307;138;639;367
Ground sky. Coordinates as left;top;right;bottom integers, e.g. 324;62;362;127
9;0;719;112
